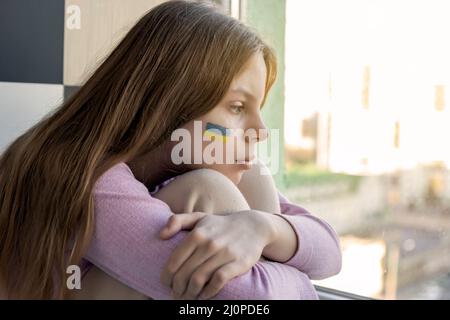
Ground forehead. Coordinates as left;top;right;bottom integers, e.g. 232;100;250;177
228;53;267;103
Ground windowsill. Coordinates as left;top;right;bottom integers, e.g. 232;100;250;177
315;285;374;300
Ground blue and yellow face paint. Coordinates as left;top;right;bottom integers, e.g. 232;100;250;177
203;122;230;143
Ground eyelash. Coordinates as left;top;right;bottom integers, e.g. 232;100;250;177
230;104;245;114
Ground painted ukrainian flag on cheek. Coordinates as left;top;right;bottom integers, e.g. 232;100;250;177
203;122;230;143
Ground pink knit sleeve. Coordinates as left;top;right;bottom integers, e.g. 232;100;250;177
274;192;342;280
83;163;318;299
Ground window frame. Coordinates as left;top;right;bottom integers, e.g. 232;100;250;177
315;285;374;300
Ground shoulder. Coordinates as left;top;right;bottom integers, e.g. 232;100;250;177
92;162;172;212
93;162;149;197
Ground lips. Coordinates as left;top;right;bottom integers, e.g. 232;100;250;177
235;156;255;165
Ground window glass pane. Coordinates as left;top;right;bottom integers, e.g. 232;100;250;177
285;0;450;299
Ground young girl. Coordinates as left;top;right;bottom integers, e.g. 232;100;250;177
0;0;341;300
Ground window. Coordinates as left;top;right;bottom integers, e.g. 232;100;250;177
284;0;450;299
212;0;242;19
435;85;445;112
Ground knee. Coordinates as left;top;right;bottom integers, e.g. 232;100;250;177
237;160;281;214
176;169;250;214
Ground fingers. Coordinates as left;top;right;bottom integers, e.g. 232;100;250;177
160;212;207;239
199;262;244;300
181;252;234;300
160;232;198;287
171;246;215;298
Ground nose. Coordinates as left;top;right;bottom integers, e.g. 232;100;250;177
245;114;268;143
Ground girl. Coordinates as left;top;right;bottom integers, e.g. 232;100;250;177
0;0;341;300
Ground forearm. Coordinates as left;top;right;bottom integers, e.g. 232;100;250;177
258;211;298;263
278;196;342;279
210;261;318;300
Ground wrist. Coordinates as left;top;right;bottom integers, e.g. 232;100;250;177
251;210;279;248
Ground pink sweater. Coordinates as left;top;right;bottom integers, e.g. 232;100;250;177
82;162;342;299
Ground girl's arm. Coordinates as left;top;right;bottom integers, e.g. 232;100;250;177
237;161;342;280
84;163;318;299
273;192;342;280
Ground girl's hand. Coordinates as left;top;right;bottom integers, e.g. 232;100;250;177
159;211;276;300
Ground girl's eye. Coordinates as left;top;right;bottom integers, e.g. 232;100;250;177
230;104;245;114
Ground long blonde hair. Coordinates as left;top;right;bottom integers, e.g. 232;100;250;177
0;0;277;299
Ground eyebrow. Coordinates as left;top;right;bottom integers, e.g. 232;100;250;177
229;87;258;102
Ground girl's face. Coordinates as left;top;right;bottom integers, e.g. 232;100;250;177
179;52;269;184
